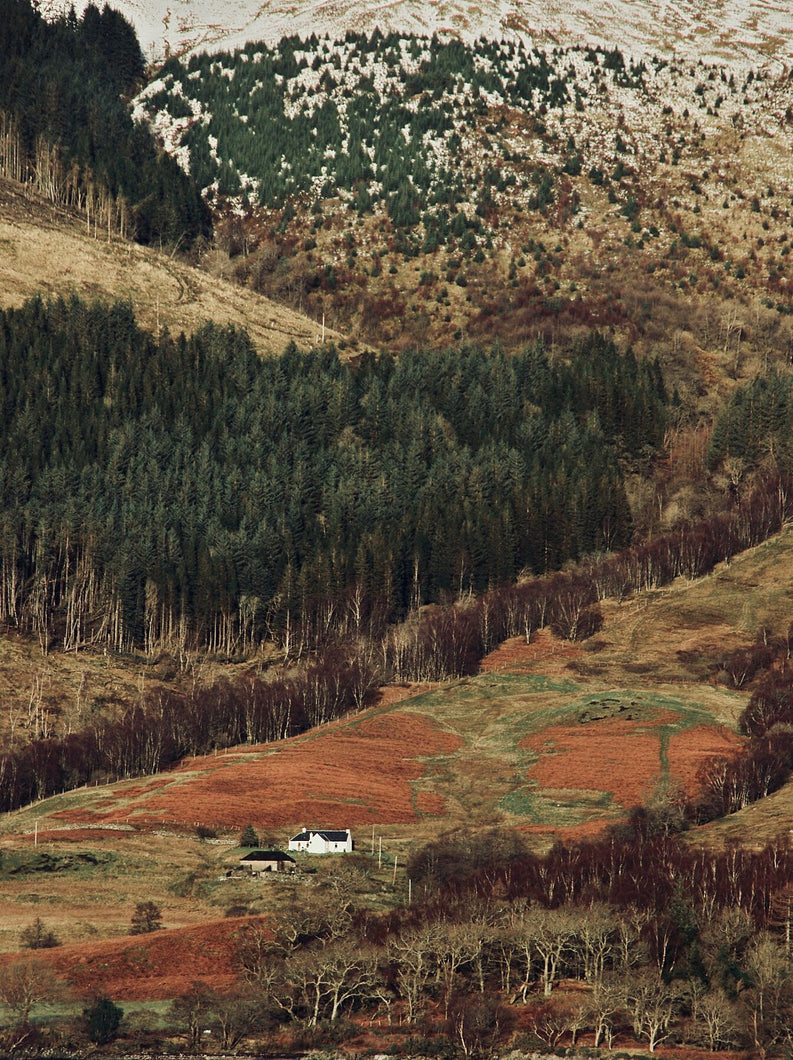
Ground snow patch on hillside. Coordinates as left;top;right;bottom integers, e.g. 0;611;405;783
38;0;793;70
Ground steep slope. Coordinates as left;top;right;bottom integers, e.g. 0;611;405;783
0;177;346;354
129;29;793;377
38;0;793;67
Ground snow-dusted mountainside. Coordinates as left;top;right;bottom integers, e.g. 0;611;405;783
37;0;793;68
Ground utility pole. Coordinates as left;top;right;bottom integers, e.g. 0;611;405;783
392;854;398;886
378;836;382;869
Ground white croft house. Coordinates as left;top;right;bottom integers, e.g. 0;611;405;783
288;827;354;854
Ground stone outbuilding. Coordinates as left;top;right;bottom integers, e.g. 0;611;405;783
239;849;296;874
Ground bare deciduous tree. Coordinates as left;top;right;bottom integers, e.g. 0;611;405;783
435;921;478;1018
451;993;508;1057
572;902;617;984
740;932;793;1054
212;985;264;1049
171;981;216;1050
531;907;579;997
272;892;353;953
588;975;625;1048
626;970;681;1052
687;985;739;1051
389;925;439;1023
0;959;63;1028
286;940;378;1026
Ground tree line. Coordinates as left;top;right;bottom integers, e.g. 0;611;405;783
0;0;209;246
0;651;376;811
10;858;793;1055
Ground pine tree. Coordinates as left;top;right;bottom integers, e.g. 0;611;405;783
240;823;259;848
130;900;162;935
84;996;124;1044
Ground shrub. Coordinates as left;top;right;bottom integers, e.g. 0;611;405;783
225;904;251;918
19;918;60;950
130;901;162;935
84;996;124;1044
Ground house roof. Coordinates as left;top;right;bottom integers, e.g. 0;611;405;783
240;849;295;862
290;829;350;843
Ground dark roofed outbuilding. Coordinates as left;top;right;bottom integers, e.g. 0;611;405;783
239;849;296;874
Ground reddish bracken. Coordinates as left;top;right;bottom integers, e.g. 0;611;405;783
52;710;462;830
0;918;257;1000
479;631;583;675
523;716;740;809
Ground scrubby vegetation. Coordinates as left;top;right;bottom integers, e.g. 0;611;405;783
133;28;793;356
217;825;793;1056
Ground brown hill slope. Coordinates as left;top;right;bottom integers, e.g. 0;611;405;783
0;176;346;355
0;918;247;1001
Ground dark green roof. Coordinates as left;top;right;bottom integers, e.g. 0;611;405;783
240;849;295;862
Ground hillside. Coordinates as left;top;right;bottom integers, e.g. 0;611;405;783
130;31;793;391
10;513;791;860
38;0;793;68
9;669;739;840
0;176;346;355
6;4;793;1053
1;528;792;1060
5;524;793;960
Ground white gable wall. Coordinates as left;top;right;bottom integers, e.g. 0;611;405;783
288;829;353;853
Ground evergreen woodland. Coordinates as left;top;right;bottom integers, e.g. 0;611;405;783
147;33;571;222
0;295;665;656
708;371;793;473
136;30;714;252
0;0;209;246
